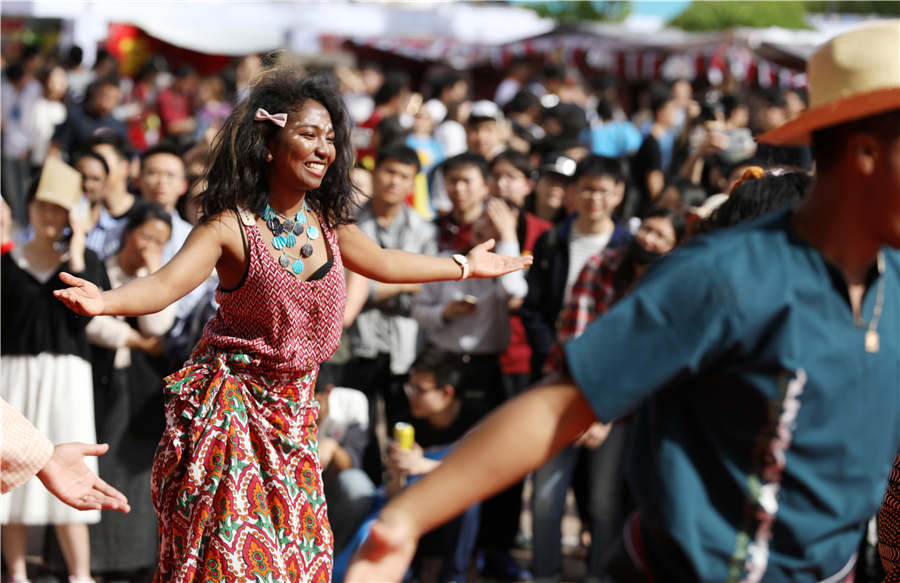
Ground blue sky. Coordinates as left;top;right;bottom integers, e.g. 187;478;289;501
631;1;691;19
511;1;692;21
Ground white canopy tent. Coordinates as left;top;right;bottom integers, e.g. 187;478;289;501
1;0;556;64
2;1;887;85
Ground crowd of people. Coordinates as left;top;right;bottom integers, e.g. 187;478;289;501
1;17;899;583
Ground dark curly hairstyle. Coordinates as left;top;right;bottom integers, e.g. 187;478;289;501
702;171;811;233
201;68;357;227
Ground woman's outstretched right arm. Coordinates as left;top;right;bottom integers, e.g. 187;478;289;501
55;214;232;317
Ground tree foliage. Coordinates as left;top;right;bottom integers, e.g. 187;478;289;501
668;1;811;31
519;1;632;23
806;1;900;16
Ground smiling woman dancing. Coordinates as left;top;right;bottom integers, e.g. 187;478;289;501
54;68;530;583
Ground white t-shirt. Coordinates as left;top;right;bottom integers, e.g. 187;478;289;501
565;225;613;300
434;120;467;158
319;387;370;441
27;98;67;166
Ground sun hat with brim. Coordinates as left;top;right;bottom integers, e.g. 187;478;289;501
757;19;900;146
34;157;83;212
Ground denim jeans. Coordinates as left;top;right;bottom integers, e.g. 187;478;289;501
531;424;629;579
324;467;377;555
417;502;481;583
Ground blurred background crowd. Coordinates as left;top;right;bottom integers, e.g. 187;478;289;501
2;1;899;582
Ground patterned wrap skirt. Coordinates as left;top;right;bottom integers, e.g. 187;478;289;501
150;341;333;582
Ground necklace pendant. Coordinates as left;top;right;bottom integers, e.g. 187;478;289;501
278;252;291;268
284;233;297;247
291;259;305;274
301;242;314;258
266;217;281;233
307;225;320;240
292;222;304;235
865;330;880;354
272;235;287;250
296;212;307;226
283;218;295;232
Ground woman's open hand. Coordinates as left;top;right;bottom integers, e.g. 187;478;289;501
467;239;532;279
53;272;105;316
37;443;131;513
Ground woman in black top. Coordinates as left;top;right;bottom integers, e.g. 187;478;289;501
1;177;108;583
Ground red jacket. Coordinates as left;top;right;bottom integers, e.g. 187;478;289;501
500;211;552;376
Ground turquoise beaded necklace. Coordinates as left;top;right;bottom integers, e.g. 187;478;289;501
260;200;320;275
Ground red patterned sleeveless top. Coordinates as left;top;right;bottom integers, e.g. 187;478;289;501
202;208;346;375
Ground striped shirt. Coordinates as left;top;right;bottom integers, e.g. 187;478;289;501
85;206;130;261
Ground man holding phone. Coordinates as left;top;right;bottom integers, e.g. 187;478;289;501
413;198;527;409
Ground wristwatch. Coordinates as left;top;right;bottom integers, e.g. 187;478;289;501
451;253;470;280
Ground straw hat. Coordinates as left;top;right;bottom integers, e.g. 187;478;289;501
758;19;900;146
34;157;83;211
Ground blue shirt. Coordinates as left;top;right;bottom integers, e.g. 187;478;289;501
565;208;900;582
163;212;193;265
51;104;128;157
591;120;642;159
406;134;444;175
639;119;677;172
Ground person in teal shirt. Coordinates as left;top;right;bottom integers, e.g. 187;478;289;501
563;207;899;580
346;20;900;583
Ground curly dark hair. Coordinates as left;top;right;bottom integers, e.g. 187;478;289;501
702;171;811;233
201;68;357;227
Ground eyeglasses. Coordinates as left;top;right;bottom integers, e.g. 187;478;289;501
143;169;183;182
132;230;169;248
577;187;620;199
403;382;439;397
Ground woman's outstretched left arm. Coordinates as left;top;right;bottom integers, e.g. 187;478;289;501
336;223;531;283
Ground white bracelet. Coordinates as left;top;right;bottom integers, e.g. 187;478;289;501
451;254;470;280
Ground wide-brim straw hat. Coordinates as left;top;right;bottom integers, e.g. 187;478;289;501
757;19;900;146
34;157;82;211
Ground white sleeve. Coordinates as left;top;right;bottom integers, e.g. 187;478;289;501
494;240;528;299
85;315;133;349
137;303;177;337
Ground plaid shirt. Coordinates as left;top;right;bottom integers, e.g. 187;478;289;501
545;246;626;373
1;398;53;494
